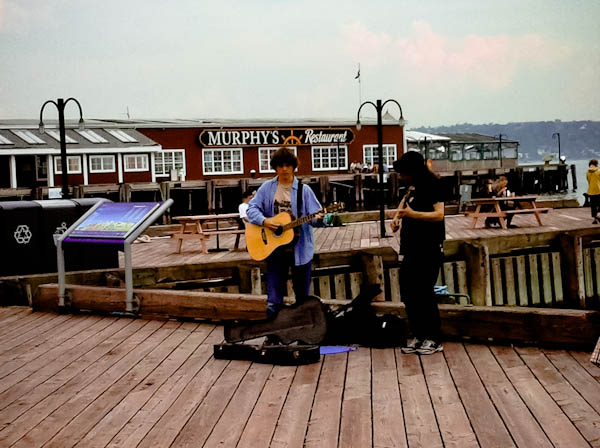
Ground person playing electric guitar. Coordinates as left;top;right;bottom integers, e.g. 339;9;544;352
247;147;324;319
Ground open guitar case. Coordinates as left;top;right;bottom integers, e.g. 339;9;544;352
213;284;398;365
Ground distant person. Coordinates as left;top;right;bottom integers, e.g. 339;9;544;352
391;151;445;355
587;159;600;224
238;190;254;226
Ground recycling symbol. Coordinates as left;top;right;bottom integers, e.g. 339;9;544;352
14;225;32;244
54;222;68;235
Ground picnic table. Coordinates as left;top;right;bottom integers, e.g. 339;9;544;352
467;195;550;229
171;213;244;253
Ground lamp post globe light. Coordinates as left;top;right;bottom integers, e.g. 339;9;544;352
356;99;405;238
39;98;85;199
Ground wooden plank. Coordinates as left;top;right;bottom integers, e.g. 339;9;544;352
395;350;443;448
491;258;503;305
594;247;600;299
134;357;229;447
318;276;331;300
304;353;347;447
540;252;553;305
443;262;455;293
237;365;296;448
544;349;600;415
503;257;516;306
529;254;541;305
491;346;590;448
349;272;362;300
388;267;401;302
41;323;198;448
420;350;478;448
465;344;552;448
0;315;105;387
333;273;346;301
455;261;468;297
107;326;222;447
0;318;147;429
339;348;372;448
443;343;514;448
516;346;600;447
203;363;273;447
516;255;529;306
568;351;600;383
2;320;177;448
77;324;214;447
584;248;594;298
166;359;252;447
270;362;322;448
0;311;46;339
0;313;73;356
371;349;407;448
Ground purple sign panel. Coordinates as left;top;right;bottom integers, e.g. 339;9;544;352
70;202;160;239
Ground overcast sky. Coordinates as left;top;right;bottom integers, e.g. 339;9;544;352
1;0;598;127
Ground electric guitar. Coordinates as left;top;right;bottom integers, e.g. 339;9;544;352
246;203;344;261
391;186;415;232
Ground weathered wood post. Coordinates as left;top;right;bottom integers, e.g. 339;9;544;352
319;175;330;204
354;174;362;208
361;253;385;301
570;164;577;192
463;241;492;306
558;233;586;308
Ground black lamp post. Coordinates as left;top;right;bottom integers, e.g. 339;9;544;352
39;98;85;199
495;134;505;168
552;132;561;162
356;99;405;238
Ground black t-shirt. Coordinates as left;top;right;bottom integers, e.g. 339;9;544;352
399;175;446;254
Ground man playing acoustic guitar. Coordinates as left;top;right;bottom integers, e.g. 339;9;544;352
247;148;324;319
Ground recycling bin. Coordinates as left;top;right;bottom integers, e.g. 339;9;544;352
0;201;43;276
33;199;79;273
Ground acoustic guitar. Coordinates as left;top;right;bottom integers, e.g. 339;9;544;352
246;203;344;261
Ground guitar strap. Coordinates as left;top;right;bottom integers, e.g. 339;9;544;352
296;179;303;220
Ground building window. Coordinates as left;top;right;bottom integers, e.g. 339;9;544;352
76;129;108;143
89;155;116;173
11;130;46;145
54;156;82;174
258;147;297;173
123;154;149;172
46;130;78;144
362;144;397;168
311;145;348;171
105;129;138;143
203;148;243;175
0;134;14;145
155;150;186;177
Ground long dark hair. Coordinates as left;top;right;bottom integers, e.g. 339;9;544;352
393;151;437;184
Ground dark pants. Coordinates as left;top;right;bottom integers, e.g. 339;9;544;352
400;245;442;342
591;194;600;218
266;247;312;313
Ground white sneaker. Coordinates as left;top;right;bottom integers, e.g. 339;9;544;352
401;338;422;354
417;339;443;355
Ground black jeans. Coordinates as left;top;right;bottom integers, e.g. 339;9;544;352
590;194;600;218
399;245;442;342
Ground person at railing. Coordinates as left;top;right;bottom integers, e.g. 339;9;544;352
391;151;445;355
587;159;600;224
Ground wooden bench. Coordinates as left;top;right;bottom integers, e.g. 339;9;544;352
468;195;548;229
171;213;242;253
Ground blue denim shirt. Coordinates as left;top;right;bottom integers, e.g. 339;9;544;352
247;177;322;265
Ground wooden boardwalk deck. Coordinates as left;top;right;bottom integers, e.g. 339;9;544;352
1;307;599;447
128;207;597;268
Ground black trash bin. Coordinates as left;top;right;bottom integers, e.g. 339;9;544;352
0;201;43;276
65;198;120;271
33;199;79;273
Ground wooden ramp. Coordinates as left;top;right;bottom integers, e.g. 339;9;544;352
1;307;599;447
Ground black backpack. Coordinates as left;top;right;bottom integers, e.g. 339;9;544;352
324;284;407;348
